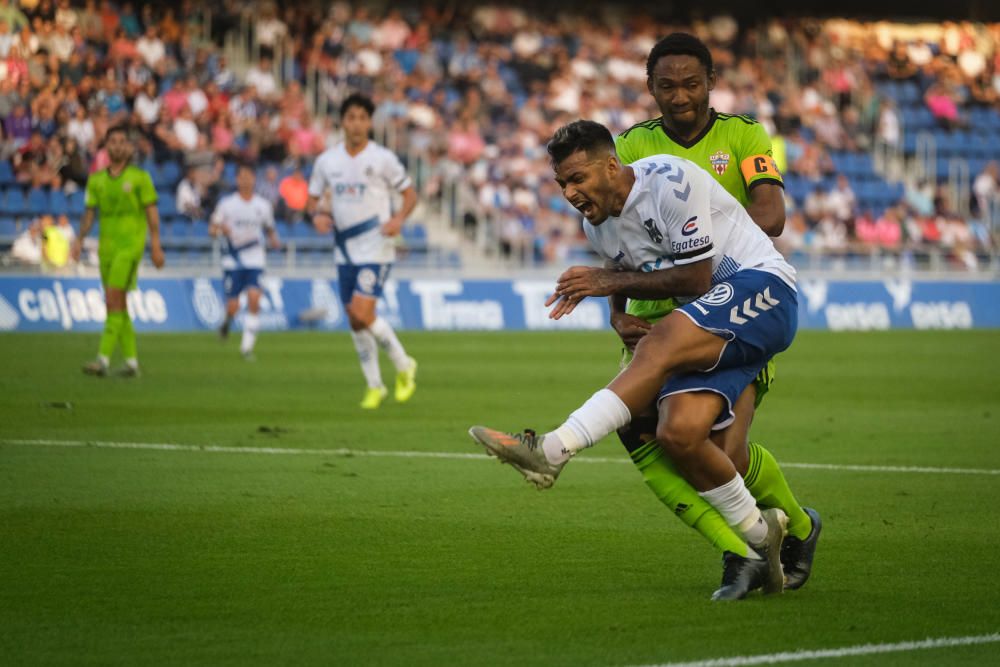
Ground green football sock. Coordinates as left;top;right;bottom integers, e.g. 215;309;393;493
744;441;812;540
99;310;125;360
631;441;750;557
119;311;137;361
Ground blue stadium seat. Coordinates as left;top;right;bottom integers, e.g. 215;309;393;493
68;191;85;215
190;219;210;237
0;217;18;238
158;193;178;218
222;161;237;184
159;160;182;187
4;187;25;216
49;190;69;216
0;161;14;185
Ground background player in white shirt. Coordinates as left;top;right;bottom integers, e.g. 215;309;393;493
210;163;280;359
471;121;801;598
306;93;419;410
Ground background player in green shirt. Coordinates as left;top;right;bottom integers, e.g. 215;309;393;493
580;33;819;596
71;125;164;377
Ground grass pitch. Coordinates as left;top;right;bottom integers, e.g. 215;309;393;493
1;330;999;666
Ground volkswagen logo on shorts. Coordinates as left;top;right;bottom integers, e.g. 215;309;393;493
698;282;734;306
357;267;377;293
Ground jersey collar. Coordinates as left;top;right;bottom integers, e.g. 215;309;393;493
658;109;718;149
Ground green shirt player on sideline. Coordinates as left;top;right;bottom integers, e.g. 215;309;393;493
72;125;164;377
606;33;820;597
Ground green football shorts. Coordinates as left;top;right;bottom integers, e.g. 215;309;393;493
100;250;141;291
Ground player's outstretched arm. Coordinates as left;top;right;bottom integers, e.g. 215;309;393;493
267;227;281;250
546;260;712;320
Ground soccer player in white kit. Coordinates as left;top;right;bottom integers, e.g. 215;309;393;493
471;120;801;597
306;93;419;409
209;163;281;359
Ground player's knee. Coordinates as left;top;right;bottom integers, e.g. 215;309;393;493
656;415;710;459
346;306;375;330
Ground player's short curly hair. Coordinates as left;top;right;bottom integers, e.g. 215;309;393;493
340;93;375;118
546;120;615;165
646;32;714;78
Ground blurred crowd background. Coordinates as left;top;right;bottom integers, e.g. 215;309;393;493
2;0;999;272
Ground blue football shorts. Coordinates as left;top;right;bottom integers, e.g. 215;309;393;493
658;269;798;430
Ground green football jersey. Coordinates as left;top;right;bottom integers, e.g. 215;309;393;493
84;165;158;256
614;110;782;323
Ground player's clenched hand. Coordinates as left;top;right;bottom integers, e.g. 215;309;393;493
312;214;334;234
381;216;403;237
151;245;165;269
610;312;651;351
70;239;82;262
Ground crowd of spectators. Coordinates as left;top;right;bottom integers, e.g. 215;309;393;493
1;1;999;270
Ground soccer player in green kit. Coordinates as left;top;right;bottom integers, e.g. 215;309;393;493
606;33;820;597
71;125;164;377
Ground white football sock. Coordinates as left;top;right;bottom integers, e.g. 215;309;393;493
97;354;110;368
542;388;631;464
350;329;383;388
241;313;260;354
124;357;139;370
699;474;768;548
368;317;411;371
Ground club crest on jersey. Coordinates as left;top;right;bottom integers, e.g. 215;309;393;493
642;218;663;244
709;151;730;176
122;182;133;193
682;216;699;236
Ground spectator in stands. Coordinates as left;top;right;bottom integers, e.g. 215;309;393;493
176;167;204;220
925;82;965;130
255;165;280;210
0;19;14;58
172;104;199;151
904;178;936;217
39;213;71;269
60;136;86;188
54;0;75;31
872;207;903;251
827;175;857;226
245;56;278;100
136;25;165;69
0;2;28;32
876;98;901;148
278;163;308;223
973;161;999;222
133;79;160;128
254;3;287;61
11;218;42;265
885;41;918;81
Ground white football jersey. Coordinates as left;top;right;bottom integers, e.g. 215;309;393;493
584;154;795;300
307;141;413;265
211;192;275;270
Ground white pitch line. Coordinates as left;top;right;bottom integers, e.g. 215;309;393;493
631;632;1000;667
1;439;999;476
